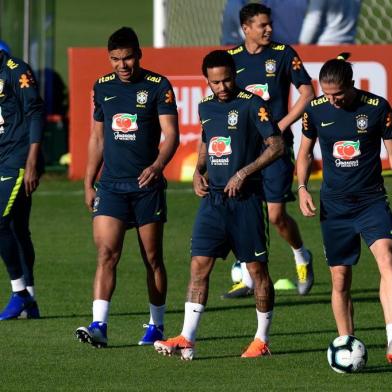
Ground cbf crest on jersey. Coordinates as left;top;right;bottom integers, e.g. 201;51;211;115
356;114;368;133
136;90;148;107
228;110;238;129
265;59;276;76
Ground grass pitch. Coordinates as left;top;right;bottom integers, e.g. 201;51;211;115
0;176;391;391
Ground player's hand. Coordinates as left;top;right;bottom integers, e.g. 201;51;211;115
138;163;163;188
224;171;245;198
193;171;209;197
85;186;96;212
24;164;39;196
298;188;317;217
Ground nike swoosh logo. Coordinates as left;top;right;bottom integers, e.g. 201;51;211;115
104;96;116;101
156;210;162;216
0;176;13;181
236;68;246;74
321;121;335;127
255;251;267;256
201;119;211;125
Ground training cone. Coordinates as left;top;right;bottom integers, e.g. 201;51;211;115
274;278;296;290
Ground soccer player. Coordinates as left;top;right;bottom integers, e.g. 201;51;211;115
297;54;392;363
224;3;315;298
0;42;44;319
154;50;284;360
75;27;179;348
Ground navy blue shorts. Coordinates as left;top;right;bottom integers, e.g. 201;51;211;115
191;192;269;263
93;179;167;229
320;195;392;266
0;168;25;223
262;147;295;203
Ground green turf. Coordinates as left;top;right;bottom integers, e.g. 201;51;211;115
0;176;391;390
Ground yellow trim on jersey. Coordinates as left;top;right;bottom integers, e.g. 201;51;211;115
310;96;329;107
227;46;244;55
2;169;25;217
98;73;115;84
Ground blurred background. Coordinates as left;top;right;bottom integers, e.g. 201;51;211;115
1;0;391;174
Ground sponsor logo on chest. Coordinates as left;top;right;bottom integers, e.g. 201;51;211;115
333;140;361;167
112;113;138;141
245;83;270;101
208;136;231;165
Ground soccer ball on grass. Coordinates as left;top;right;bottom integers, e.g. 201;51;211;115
230;261;242;283
327;335;367;373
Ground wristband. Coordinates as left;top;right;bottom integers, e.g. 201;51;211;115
297;184;307;191
236;171;244;181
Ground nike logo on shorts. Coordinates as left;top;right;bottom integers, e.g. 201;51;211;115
104;96;116;101
0;176;13;181
254;251;266;256
321;121;335;127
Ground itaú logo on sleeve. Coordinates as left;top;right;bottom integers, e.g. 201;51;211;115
112;113;138;141
333;140;360;167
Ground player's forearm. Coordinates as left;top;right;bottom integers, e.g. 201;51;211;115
194;142;207;175
153;132;179;170
239;135;284;179
84;136;103;188
25;142;41;169
296;150;314;187
278;86;314;132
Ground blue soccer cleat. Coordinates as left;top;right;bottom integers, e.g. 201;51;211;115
75;321;108;348
19;301;40;319
0;292;35;320
138;324;164;345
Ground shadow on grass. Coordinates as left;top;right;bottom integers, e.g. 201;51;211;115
361;365;392;374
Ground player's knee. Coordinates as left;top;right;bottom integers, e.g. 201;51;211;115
144;252;164;271
268;209;287;227
96;245;121;268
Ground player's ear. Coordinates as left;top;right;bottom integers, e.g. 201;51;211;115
138;48;142;60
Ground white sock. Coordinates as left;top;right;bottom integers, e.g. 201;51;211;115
292;246;311;265
241;262;254;289
26;286;35;299
11;277;26;292
148;303;166;326
386;323;392;345
181;302;205;343
255;309;273;343
93;299;110;324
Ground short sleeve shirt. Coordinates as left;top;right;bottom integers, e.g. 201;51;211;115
93;68;177;182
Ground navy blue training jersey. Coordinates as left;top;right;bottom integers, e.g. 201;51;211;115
228;43;312;144
0;51;44;170
199;88;280;191
302;89;392;199
93;68;177;182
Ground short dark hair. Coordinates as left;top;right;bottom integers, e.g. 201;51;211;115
240;3;271;25
202;50;236;77
319;53;353;87
108;27;140;52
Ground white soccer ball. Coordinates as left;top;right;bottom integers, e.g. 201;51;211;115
231;261;242;284
327;335;368;373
